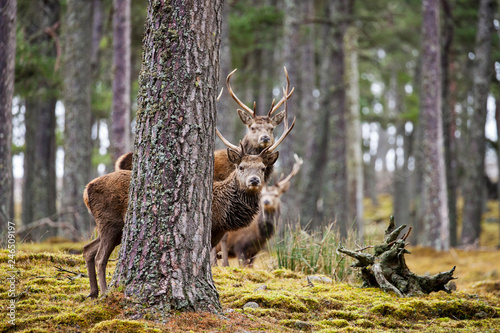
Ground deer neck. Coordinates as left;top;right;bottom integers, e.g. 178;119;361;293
258;207;278;239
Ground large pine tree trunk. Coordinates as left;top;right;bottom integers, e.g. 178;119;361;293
0;0;16;228
20;0;59;241
112;0;223;313
111;0;131;161
461;0;494;247
61;0;93;240
420;0;449;251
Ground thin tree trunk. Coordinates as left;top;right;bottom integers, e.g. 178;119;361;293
420;0;449;251
441;0;458;247
496;96;500;249
111;0;131;161
461;0;494;247
216;0;235;148
21;0;59;241
344;23;364;241
61;0;93;240
0;0;16;228
112;0;223;313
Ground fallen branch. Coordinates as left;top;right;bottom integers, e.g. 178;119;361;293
337;215;457;297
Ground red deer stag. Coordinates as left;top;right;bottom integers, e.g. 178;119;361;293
82;122;294;298
114;67;294;185
213;154;303;267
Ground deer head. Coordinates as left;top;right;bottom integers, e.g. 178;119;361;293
226;144;279;194
261;154;303;213
226;67;294;152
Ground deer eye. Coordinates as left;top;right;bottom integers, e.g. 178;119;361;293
261;168;266;172
239;166;244;171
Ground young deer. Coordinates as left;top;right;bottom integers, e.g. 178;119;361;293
82;123;294;298
115;67;294;185
213;154;303;267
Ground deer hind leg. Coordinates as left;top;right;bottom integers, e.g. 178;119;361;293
221;233;230;267
95;231;121;296
83;237;100;299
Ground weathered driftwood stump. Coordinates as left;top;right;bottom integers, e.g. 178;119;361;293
338;216;456;297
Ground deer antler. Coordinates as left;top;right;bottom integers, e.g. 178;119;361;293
276;154;303;188
268;67;295;116
226;69;255;117
217;87;224;102
267;85;296;153
216;128;239;151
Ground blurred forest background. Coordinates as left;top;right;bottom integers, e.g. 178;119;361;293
1;0;499;252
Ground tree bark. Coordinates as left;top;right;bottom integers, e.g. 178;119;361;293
20;0;59;240
111;0;131;161
441;0;458;247
112;0;223;314
344;23;364;240
0;0;16;228
461;0;494;247
61;0;93;239
420;0;449;251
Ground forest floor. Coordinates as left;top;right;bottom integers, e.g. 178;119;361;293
2;198;500;332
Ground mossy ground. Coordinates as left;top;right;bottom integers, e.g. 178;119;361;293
1;243;499;332
2;197;500;332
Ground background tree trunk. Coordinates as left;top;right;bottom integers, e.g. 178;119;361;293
461;0;494;247
0;0;16;228
344;23;364;240
20;0;59;241
112;0;223;313
111;0;131;161
420;0;449;251
61;0;93;240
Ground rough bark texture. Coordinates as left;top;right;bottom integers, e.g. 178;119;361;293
338;216;456;296
62;0;93;239
111;0;131;161
20;0;59;240
344;24;364;240
112;0;223;314
0;0;16;228
420;0;449;251
461;0;494;247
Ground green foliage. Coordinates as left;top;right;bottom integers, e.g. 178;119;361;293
229;2;283;70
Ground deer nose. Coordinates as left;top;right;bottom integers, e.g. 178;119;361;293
249;176;260;186
263;199;270;205
260;135;270;144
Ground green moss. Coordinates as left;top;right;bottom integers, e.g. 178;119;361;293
90;319;161;333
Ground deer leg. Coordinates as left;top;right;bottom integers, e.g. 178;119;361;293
210;247;218;266
221;233;230;267
83;237;100;299
95;232;121;296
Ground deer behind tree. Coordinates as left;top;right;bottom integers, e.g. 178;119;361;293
214;154;303;267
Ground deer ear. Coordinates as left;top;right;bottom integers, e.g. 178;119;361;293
237;109;253;126
227;148;241;165
263;151;279;166
271;110;285;126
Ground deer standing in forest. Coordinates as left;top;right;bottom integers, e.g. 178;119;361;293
82;74;295;298
213;154;303;267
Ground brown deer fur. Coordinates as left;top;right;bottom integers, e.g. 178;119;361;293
82;147;278;298
214;155;303;267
